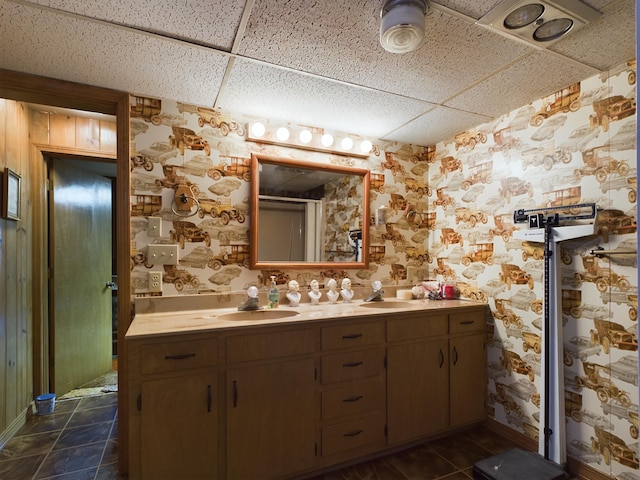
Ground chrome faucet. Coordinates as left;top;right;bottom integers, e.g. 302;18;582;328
238;286;263;311
364;280;385;302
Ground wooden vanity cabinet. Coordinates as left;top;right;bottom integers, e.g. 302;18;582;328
387;314;449;444
225;328;318;480
319;321;387;461
140;373;219;480
386;308;487;445
128;335;221;480
128;304;487;480
449;311;487;428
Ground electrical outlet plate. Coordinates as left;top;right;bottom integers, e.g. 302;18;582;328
148;217;162;237
147;244;179;265
148;271;163;293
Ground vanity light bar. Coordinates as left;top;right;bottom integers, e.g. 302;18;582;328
247;121;373;159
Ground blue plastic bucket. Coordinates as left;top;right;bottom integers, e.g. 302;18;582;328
35;393;56;415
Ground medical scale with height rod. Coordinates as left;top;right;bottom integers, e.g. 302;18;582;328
473;203;597;480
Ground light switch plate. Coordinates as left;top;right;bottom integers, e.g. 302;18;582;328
148;271;163;293
148;217;162;237
147;244;179;265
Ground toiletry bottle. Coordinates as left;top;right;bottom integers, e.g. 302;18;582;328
268;276;279;308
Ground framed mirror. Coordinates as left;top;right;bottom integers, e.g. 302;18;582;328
250;153;370;269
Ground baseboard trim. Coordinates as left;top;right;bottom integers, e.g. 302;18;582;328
483;419;611;480
0;404;32;450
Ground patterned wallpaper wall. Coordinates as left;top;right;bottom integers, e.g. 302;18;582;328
129;60;638;479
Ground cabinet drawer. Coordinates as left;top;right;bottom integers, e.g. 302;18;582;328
141;338;217;375
322;348;385;384
322;321;384;351
226;328;316;363
449;310;486;335
387;314;448;342
322;411;386;456
322;380;385;421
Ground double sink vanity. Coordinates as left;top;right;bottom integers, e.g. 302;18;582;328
127;294;489;480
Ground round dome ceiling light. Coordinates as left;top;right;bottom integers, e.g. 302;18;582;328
250;121;266;138
341;137;354;150
503;3;545;29
276;127;290;142
299;129;312;144
380;0;428;54
533;17;574;41
321;134;334;147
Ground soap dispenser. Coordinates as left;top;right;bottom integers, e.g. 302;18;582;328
268;276;279;309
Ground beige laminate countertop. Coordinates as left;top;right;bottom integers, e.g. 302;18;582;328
127;297;488;339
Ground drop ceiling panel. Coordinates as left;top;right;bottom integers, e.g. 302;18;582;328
383;106;492;146
237;1;534;104
435;0;502;19
444;51;599;118
217;58;434;140
20;0;246;50
0;0;634;147
0;2;230;106
549;0;636;71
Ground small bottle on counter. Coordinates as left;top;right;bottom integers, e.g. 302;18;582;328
268;276;280;308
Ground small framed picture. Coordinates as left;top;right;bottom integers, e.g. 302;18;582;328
2;167;21;221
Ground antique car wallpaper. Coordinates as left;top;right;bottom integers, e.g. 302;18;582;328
129;59;638;479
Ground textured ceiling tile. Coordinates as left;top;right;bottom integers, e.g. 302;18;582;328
237;0;533;103
432;0;501;20
21;0;246;50
549;0;635;71
383;107;492;146
0;2;229;106
217;59;433;140
445;51;599;119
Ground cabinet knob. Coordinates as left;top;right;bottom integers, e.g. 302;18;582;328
343;429;363;437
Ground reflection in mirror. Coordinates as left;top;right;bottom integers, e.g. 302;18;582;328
250;153;370;269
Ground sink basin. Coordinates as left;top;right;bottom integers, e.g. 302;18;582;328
216;309;299;321
359;301;410;309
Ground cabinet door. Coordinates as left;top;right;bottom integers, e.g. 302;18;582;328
450;333;486;427
140;373;218;480
387;338;449;445
227;358;317;480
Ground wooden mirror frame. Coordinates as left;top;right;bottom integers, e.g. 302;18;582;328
250;153;370;269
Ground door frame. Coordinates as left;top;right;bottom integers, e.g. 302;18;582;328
0;69;131;472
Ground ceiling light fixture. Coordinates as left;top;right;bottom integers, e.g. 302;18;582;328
247;122;373;158
321;134;334;147
299;129;313;144
341;137;354;150
276;127;290;141
380;0;428;54
250;121;266;138
477;0;601;48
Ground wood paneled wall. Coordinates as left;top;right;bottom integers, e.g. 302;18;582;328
0;100;32;446
0;100;118;449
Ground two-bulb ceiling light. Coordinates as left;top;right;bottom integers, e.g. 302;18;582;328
477;0;601;47
380;0;428;53
248;122;374;158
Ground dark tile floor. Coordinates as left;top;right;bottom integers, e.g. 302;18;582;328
308;427;518;480
0;393;120;480
0;395;551;480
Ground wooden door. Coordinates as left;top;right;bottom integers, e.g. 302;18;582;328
49;158;113;395
227;358;317;479
387;338;449;444
450;334;487;427
141;373;218;480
